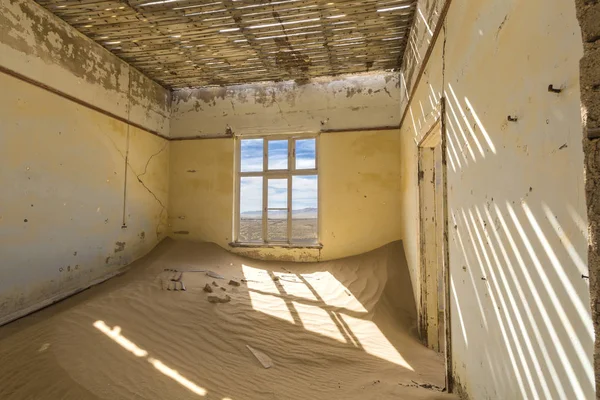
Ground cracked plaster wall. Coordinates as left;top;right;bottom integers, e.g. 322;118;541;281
0;71;169;325
399;0;594;398
170;72;401;138
0;0;171;137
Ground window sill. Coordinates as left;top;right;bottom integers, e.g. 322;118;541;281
229;242;323;250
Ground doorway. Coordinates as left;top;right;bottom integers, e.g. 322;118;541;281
418;118;452;388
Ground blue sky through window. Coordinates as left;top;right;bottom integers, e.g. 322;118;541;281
296;139;316;169
268;140;288;170
241;139;263;172
240;177;262;213
240;138;317;213
292;175;317;211
268;179;287;208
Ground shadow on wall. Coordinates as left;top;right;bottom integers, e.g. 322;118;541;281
408;72;593;399
399;0;444;105
0;240;455;400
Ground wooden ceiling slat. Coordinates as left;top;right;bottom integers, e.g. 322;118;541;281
37;0;416;87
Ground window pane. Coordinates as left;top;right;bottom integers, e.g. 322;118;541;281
268;210;287;242
241;139;263;172
292;175;318;243
268;140;288;170
268;178;288;209
239;177;262;242
295;138;316;170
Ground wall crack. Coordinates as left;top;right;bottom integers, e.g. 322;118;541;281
273;97;292;127
138;141;168;179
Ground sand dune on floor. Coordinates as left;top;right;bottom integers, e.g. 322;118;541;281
0;239;456;400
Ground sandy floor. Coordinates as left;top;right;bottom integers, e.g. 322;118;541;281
0;239;457;400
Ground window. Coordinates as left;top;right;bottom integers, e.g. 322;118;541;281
236;135;318;246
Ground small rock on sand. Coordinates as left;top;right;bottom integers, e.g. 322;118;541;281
207;295;231;304
228;280;240;287
212;281;218;286
203;284;213;293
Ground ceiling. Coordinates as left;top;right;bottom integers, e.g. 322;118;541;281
36;0;417;88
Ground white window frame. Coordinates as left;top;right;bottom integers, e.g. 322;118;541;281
233;133;320;247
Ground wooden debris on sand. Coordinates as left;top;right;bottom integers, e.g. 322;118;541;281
246;345;273;369
207;295;231;304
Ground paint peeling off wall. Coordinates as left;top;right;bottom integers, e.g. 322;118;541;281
168;130;402;262
0;0;171;137
170;73;401;138
399;0;594;398
128;71;172;137
0;71;169;325
399;25;445;312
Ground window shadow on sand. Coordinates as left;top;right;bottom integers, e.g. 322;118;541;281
0;239;456;400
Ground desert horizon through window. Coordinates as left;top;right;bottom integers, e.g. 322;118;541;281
236;136;318;245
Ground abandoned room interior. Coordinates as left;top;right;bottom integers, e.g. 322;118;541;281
1;0;599;398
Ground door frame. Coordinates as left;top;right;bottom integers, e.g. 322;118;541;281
417;98;453;392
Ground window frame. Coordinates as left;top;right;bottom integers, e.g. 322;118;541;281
233;133;320;248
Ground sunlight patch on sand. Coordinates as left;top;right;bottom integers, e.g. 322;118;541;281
247;291;295;323
273;272;318;301
242;264;279;294
93;320;148;357
306;271;368;313
339;314;414;370
94;320;207;396
293;302;347;343
148;358;207;396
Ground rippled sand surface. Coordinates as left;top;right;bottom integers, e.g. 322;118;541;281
0;239;456;400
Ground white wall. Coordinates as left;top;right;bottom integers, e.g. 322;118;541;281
399;0;594;398
170;72;401;138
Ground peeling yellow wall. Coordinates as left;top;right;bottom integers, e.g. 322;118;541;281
398;0;594;398
400;23;446;322
0;71;169;325
0;0;171;136
168;139;235;246
170;74;401;138
319;130;402;260
168;130;401;261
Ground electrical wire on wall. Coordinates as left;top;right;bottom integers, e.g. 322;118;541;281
122;69;132;229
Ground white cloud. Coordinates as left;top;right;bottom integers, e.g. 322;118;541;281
240;177;262;212
241;139;263;172
293;175;317;209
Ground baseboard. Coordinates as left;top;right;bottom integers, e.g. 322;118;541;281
0;267;128;327
0;237;172;328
